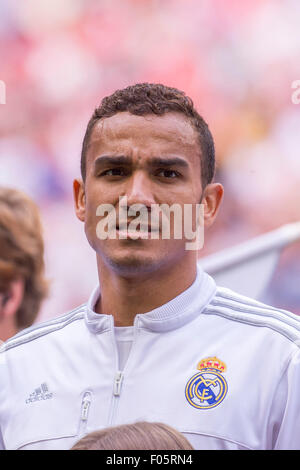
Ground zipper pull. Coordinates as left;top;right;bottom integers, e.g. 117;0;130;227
113;371;124;396
81;392;92;421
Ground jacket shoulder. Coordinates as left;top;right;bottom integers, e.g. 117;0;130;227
204;286;300;345
3;304;86;353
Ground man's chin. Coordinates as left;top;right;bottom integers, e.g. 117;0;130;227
101;251;163;277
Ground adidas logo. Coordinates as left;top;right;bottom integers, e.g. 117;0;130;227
25;383;53;404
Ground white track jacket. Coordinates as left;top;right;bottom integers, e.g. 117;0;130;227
0;268;300;450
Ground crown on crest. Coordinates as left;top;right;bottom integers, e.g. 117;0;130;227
197;356;227;373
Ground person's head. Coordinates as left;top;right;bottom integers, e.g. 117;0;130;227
0;187;48;340
81;83;216;189
74;83;223;278
71;421;194;450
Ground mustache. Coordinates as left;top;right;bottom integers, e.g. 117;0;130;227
115;206;161;232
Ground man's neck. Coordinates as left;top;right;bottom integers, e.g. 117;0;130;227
95;256;198;326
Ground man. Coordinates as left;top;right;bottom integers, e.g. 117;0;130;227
0;83;299;450
0;187;48;341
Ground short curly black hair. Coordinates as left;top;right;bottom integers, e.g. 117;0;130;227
81;83;215;186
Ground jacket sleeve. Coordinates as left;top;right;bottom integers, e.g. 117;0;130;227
0;429;4;450
274;349;300;450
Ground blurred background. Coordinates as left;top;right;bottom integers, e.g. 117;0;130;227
0;0;300;321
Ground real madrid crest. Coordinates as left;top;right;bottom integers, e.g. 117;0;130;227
185;357;228;410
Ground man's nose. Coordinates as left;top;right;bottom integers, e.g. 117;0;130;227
124;171;155;209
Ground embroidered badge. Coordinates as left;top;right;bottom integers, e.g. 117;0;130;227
185;357;228;410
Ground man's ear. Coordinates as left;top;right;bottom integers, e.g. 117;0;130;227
201;183;224;228
73;179;86;222
0;279;24;321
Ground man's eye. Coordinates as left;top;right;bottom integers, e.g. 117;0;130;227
102;168;126;176
157;169;179;178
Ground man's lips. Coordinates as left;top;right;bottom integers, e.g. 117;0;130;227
116;224;160;232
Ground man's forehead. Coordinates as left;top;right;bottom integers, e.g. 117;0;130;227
89;111;199;149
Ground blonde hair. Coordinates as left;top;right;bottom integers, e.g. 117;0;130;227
71;422;194;450
0;187;48;329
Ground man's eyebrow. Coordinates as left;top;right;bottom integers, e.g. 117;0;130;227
93;155;189;169
149;157;189;168
94;155;130;167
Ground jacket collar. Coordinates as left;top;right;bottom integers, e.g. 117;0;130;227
85;266;216;334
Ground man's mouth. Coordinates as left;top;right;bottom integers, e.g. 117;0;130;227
116;224;160;233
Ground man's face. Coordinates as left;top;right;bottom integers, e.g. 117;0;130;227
74;111;220;276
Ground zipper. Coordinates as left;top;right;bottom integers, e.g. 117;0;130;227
79;391;92;436
108;315;137;425
108;371;124;426
113;370;124;396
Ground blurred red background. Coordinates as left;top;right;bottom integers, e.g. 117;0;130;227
0;0;300;320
